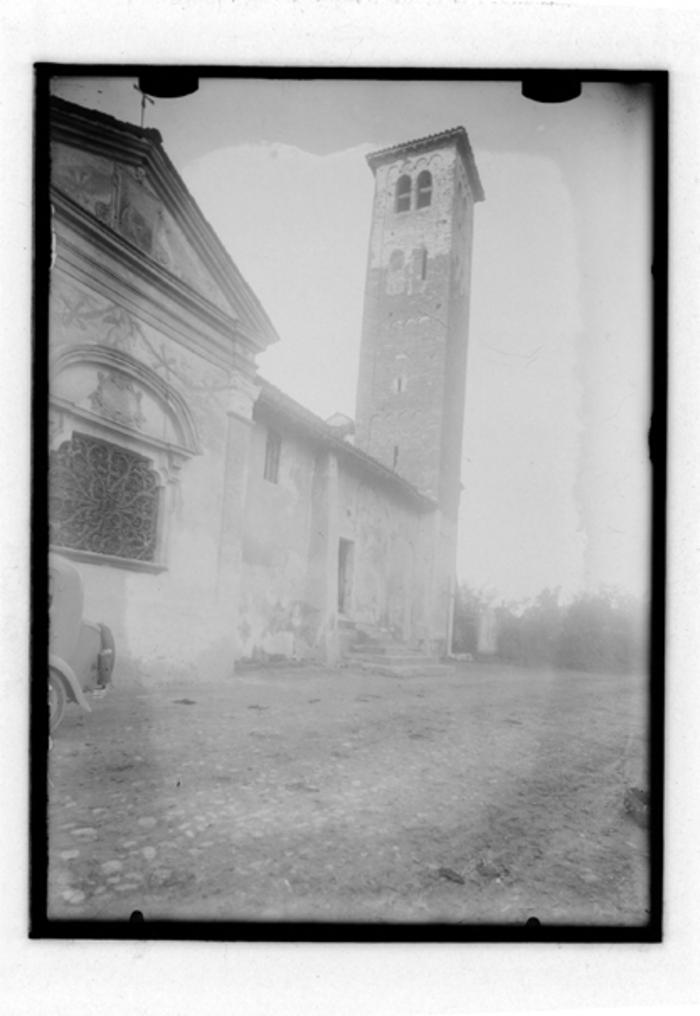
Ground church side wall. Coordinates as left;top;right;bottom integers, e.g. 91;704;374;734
336;465;433;647
237;421;438;662
238;421;320;660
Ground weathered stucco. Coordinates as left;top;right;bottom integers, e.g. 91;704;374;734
237;411;450;661
239;421;319;660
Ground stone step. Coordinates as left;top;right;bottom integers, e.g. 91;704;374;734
350;652;431;666
348;644;402;656
353;628;392;641
356;661;454;678
353;633;395;646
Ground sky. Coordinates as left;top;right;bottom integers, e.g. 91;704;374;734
50;75;653;605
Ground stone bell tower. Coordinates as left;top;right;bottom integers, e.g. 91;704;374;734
354;127;484;521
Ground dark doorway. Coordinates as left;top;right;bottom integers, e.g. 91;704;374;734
338;538;354;615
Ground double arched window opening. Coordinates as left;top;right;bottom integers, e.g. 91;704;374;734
395;175;412;213
394;171;433;213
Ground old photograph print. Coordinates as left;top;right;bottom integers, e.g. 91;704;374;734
39;71;661;936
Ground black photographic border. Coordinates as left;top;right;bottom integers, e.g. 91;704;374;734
31;64;667;945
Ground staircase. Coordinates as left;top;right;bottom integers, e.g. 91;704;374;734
341;621;454;678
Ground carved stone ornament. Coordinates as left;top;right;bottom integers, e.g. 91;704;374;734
119;204;153;254
50;433;159;562
153;243;170;267
164;449;187;484
48;406;65;444
89;371;146;430
227;373;261;422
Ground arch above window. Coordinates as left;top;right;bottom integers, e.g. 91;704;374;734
48;345;201;571
416;170;433;209
49;344;201;465
395;174;412;213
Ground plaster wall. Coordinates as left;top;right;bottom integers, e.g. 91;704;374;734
238;420;320;660
237;419;442;661
49;258;242;684
336;465;435;646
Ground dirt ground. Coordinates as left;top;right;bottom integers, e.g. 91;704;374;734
46;660;650;925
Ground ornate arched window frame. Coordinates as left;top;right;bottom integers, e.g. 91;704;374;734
49;344;201;572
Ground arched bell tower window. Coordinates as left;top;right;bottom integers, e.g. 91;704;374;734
395;174;412;213
416;171;433;209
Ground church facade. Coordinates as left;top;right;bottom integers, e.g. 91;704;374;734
47;98;483;683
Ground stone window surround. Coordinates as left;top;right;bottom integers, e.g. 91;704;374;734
49;344;200;573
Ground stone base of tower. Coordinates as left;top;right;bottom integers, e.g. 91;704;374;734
412;508;458;659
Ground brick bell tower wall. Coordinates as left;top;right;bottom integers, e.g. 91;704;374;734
354;129;484;523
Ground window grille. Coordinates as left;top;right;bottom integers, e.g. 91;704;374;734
395;175;412;213
416;171;433;209
264;430;282;483
49;432;159;562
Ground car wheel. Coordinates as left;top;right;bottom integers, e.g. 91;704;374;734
49;668;67;732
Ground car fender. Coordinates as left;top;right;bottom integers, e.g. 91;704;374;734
97;623;116;685
49;654;92;713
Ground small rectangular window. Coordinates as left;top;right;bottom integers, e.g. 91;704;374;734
264;430;282;483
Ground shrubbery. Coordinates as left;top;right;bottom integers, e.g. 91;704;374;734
453;584;647;675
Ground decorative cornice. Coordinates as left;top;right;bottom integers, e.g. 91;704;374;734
226;373;262;424
50;343;201;454
53;191;254;353
50;97;281;351
49;543;168;574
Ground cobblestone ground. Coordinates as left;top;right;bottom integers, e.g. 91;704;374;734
47;661;650;924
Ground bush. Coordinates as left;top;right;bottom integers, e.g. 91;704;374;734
452;584;491;655
454;584;646;674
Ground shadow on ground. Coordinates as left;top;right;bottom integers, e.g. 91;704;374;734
46;661;650;924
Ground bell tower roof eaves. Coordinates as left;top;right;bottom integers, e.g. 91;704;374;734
365;126;485;202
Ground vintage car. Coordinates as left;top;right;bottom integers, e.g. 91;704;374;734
48;552;115;731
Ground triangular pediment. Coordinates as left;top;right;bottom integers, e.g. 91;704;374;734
50;99;278;351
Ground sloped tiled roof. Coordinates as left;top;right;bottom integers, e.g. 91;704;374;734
256;379;437;510
50;96;164;144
